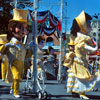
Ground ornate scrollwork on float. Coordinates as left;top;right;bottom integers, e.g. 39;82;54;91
10;0;33;9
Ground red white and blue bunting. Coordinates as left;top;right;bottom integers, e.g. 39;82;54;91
49;11;58;27
43;27;56;36
38;27;56;36
49;12;62;32
29;10;63;38
29;10;48;23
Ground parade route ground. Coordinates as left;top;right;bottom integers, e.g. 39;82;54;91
0;79;100;100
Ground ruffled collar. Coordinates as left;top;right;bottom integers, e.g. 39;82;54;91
77;32;90;40
77;32;88;37
10;37;23;45
75;32;90;45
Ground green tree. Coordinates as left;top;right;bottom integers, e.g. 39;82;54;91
0;0;13;34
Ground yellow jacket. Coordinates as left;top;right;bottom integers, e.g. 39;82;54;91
63;51;75;68
0;38;26;82
64;33;94;79
72;33;93;79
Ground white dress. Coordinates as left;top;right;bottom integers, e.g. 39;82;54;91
65;32;100;93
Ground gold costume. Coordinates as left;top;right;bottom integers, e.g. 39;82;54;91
0;34;8;81
1;55;8;80
64;34;93;79
0;38;26;95
72;34;93;79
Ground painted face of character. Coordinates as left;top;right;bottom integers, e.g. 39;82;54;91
12;23;28;40
69;45;75;51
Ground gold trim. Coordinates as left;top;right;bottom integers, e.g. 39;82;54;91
67;81;76;83
68;75;74;78
67;81;96;93
67;86;78;88
9;19;30;25
67;70;72;73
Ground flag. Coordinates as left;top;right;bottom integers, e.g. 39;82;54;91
91;37;96;46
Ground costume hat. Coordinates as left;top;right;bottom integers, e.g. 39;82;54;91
0;34;7;44
68;36;75;46
9;9;29;24
75;10;92;34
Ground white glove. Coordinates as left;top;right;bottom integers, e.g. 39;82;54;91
84;44;98;51
5;43;14;47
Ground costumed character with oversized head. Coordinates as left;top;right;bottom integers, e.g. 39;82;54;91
0;9;29;98
63;10;100;99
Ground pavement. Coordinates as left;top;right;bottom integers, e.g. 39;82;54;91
0;79;100;100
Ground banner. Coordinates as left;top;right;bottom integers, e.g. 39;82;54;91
29;10;48;23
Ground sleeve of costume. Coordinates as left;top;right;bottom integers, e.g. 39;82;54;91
63;52;75;68
0;45;6;53
0;45;7;60
77;37;97;51
78;42;85;48
84;44;98;51
83;36;98;51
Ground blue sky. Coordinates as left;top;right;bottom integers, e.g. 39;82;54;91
67;0;100;31
29;0;100;32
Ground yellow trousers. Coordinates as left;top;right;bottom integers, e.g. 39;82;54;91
1;60;8;80
11;60;23;79
10;60;23;95
10;79;19;95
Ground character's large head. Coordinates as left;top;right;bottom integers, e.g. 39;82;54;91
8;9;29;41
71;11;92;36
